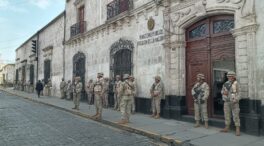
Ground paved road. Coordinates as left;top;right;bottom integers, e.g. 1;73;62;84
0;91;164;146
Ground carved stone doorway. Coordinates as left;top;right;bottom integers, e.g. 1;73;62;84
73;52;86;100
186;15;235;118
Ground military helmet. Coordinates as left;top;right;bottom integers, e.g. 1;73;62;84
75;76;81;81
116;75;121;78
197;73;205;79
155;75;161;81
97;72;104;77
129;75;134;79
123;74;130;79
227;71;236;77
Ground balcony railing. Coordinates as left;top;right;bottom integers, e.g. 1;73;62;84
107;0;133;20
70;21;86;38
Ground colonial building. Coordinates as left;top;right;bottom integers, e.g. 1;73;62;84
15;0;264;135
1;64;15;86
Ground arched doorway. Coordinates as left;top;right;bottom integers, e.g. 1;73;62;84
73;52;86;100
186;15;235;117
110;39;134;79
44;60;51;84
109;39;134;106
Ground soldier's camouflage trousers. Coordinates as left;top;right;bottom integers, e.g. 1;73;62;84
194;101;208;121
73;93;81;108
131;96;135;112
103;93;109;108
114;93;121;110
224;102;240;127
60;90;66;99
120;96;133;120
152;97;161;114
95;93;103;114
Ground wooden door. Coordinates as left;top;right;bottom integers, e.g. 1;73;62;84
186;15;235;117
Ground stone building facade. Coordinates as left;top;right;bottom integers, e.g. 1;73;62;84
15;0;264;135
1;64;15;86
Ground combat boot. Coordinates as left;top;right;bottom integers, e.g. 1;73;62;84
150;112;156;118
72;105;76;109
155;113;160;119
220;125;229;133
95;113;102;120
235;126;240;136
204;121;209;129
117;119;127;124
194;121;200;128
92;112;99;118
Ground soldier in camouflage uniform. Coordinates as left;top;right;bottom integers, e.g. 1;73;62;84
220;71;241;136
118;74;135;124
129;76;137;114
46;79;52;96
191;73;210;128
72;77;82;110
60;78;67;99
66;80;73;100
86;79;94;104
92;73;105;120
103;77;109;108
114;75;122;111
150;76;164;119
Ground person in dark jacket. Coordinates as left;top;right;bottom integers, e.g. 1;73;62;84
36;80;44;98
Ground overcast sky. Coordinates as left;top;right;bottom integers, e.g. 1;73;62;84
0;0;65;64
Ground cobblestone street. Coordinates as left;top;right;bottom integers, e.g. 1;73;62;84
0;91;161;146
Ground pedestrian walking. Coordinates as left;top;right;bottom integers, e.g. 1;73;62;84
35;80;43;98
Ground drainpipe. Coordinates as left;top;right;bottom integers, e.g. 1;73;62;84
36;31;40;82
63;11;66;79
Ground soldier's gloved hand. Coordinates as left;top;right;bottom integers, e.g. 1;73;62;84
200;99;205;104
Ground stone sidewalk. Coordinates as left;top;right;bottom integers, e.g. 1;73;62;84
1;87;263;146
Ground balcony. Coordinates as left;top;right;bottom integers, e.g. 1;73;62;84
70;21;86;38
107;0;133;20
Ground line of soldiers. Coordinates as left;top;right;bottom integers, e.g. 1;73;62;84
59;72;164;125
191;71;240;136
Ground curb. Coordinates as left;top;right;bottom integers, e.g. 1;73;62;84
1;89;183;146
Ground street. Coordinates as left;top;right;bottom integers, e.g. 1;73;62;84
0;91;163;146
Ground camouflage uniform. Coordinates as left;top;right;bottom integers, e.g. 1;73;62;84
72;77;82;110
46;79;52;96
191;73;209;128
103;78;109;108
130;76;137;113
118;74;135;124
66;80;73;100
114;75;122;110
150;76;164;119
220;71;240;136
86;80;94;104
92;73;104;119
60;79;67;99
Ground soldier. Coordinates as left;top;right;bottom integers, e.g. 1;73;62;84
150;76;164;119
113;75;122;111
129;76;137;114
117;74;135;124
92;73;105;120
86;79;94;104
103;77;109;108
220;71;241;136
60;78;67;99
191;73;210;128
66;80;73;100
72;77;83;110
46;79;52;96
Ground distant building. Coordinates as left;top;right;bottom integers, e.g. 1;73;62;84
1;64;15;86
